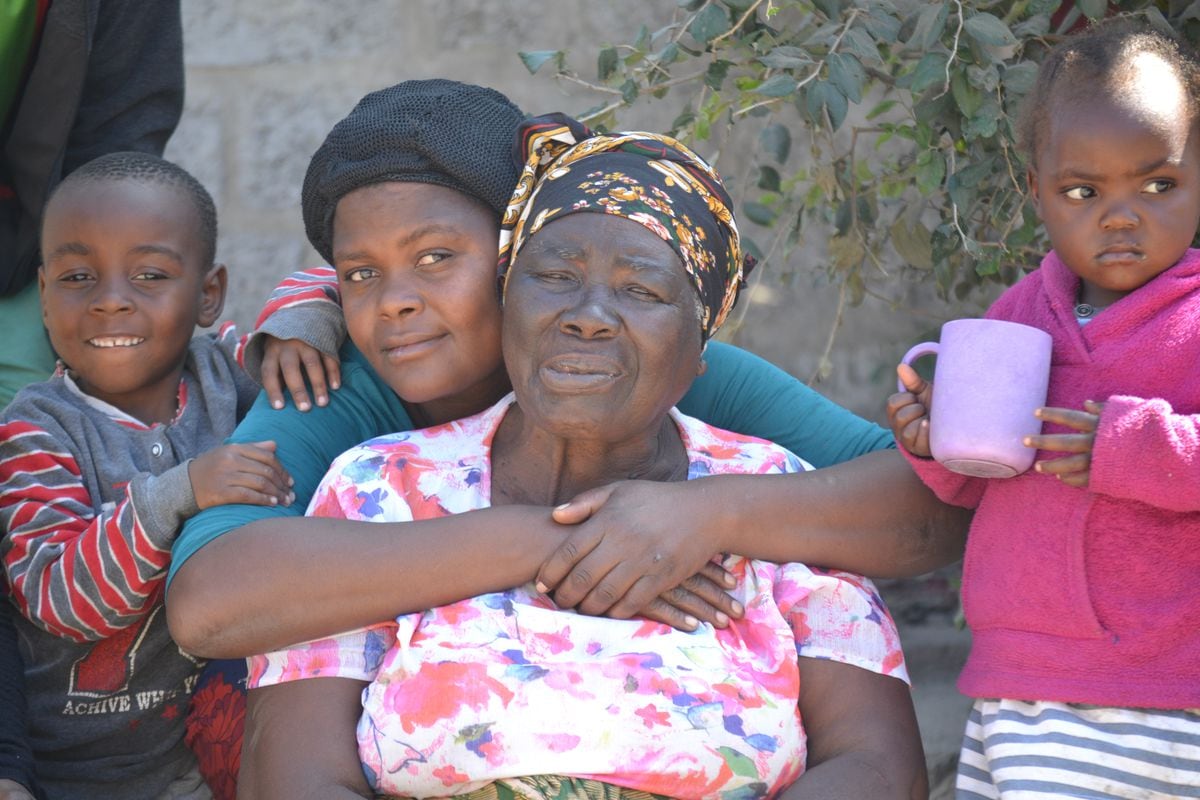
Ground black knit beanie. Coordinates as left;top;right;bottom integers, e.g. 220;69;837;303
301;79;527;264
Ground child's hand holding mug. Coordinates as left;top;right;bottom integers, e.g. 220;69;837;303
1025;400;1104;488
886;364;935;458
892;318;1053;478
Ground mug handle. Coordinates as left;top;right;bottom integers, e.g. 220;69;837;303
897;341;938;392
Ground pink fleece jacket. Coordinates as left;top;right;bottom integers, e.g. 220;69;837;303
904;248;1200;709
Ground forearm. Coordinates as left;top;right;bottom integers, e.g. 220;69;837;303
240;679;370;800
167;505;565;657
707;449;968;577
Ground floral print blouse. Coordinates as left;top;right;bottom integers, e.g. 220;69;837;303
248;396;909;799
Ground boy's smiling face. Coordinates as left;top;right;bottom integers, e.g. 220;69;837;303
39;179;225;424
1027;53;1200;308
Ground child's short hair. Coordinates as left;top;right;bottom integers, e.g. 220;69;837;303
1016;17;1200;164
49;152;218;267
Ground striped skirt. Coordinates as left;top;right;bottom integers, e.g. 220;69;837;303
956;698;1200;798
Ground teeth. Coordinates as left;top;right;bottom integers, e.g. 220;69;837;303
89;337;144;348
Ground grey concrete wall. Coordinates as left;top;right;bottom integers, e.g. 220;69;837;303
168;0;985;421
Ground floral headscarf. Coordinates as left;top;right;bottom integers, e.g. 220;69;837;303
498;113;754;340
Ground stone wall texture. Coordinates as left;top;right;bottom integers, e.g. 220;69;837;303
168;0;984;421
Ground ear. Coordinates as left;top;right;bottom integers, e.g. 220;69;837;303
1026;166;1042;216
197;263;227;327
37;267;49;326
696;357;708;378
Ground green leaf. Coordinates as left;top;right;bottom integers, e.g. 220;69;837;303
866;99;897;120
967;64;999;93
950;156;995;189
678;0;705;10
743;201;777;226
757;74;799;97
757;166;781;192
841;27;882;63
518;50;562;74
620;79;639;104
964;13;1016;47
951;71;983;117
864;7;902;43
963;100;1002;140
898;52;947;93
1012;14;1051;38
915;149;945;194
690;4;731;43
909;3;948;50
827;53;866;103
759;46;813;69
705;59;731;90
655;42;681;66
759;123;791;163
1002;62;1039;96
597;47;618;81
806;81;848;131
828;234;865;271
814;0;842;19
1077;0;1107;20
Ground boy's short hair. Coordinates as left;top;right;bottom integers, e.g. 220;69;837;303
48;152;218;267
1016;17;1200;164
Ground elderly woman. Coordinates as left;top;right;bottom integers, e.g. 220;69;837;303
239;116;925;800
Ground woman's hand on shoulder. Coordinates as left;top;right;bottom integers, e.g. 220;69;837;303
538;479;742;631
260;336;342;412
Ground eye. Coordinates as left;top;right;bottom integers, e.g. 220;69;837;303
341;266;379;283
1063;185;1095;200
132;269;169;281
532;270;574;285
1143;178;1174;194
625;284;664;302
415;251;451;269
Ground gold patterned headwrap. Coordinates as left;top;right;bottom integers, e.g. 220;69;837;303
497;113;754;340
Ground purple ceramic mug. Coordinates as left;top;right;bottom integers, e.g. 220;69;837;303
898;318;1052;478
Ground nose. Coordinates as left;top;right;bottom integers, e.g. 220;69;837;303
560;285;620;339
376;270;425;318
1100;198;1139;231
89;275;134;314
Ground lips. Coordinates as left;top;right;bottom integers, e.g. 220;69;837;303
88;336;145;348
539;354;623;392
379;331;446;360
1096;244;1145;265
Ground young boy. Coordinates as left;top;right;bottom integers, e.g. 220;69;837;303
0;152;305;799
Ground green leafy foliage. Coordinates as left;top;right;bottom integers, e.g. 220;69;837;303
521;1;1200;344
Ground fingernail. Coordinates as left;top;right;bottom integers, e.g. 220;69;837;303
715;611;729;626
684;615;699;629
554;503;570;511
1034;463;1043;473
535;581;548;594
731;600;744;616
269;496;277;505
317;395;328;406
331;381;340;390
288;477;295;487
286;492;295;505
272;400;283;410
298;401;311;411
723;574;736;588
1023;437;1032;446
